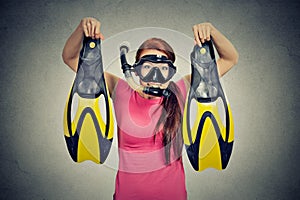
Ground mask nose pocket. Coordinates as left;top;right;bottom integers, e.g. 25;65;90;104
142;67;168;83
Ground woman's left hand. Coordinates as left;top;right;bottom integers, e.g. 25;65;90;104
192;23;215;45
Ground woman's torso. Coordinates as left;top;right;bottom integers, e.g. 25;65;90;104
112;79;188;200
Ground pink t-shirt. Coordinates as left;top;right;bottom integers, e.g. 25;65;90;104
112;79;188;200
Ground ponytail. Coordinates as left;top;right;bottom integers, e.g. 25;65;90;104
156;81;184;165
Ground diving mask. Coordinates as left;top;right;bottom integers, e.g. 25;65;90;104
133;55;176;84
120;44;174;97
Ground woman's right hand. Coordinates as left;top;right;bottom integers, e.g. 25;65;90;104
80;17;104;40
192;23;215;45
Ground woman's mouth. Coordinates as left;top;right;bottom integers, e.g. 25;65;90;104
146;83;163;88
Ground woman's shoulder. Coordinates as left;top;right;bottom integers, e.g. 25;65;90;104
175;78;189;98
111;78;132;100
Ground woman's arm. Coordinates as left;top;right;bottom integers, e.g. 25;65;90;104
185;23;239;82
62;17;119;95
62;17;104;72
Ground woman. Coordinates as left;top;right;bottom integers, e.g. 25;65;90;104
62;17;238;200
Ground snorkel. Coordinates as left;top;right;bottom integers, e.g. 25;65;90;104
120;43;175;97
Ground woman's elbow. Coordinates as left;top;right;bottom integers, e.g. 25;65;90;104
62;53;78;72
61;51;78;72
62;52;68;65
233;52;239;66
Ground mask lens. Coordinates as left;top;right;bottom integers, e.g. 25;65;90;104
158;65;170;79
140;62;170;79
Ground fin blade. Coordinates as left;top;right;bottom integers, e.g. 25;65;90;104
183;40;234;172
198;116;222;171
77;111;100;163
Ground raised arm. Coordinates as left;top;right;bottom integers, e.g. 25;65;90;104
62;17;119;95
62;17;104;72
186;23;239;81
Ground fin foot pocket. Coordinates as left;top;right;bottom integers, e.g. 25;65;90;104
74;37;104;98
190;41;221;102
77;79;100;96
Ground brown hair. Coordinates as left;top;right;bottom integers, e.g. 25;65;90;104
136;38;184;165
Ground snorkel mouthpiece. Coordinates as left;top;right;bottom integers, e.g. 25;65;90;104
143;87;171;97
119;42;171;97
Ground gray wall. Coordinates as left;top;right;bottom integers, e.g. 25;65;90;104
0;0;299;199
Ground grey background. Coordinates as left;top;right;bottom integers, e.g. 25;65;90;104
0;0;299;199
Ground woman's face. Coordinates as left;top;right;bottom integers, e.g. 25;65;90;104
138;49;171;89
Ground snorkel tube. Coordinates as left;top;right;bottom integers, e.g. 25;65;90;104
120;43;171;97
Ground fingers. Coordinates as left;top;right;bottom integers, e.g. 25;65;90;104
81;17;104;40
94;21;105;40
193;26;201;46
192;23;212;46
